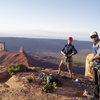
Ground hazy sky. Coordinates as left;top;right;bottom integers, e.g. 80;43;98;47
0;0;100;41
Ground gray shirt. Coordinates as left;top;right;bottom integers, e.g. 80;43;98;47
93;40;100;57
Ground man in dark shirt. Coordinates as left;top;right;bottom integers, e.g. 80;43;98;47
58;37;77;78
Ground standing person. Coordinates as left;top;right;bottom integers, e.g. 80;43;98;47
58;37;77;78
89;31;100;98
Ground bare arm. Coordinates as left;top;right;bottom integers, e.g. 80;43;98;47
90;55;100;61
61;51;70;56
61;51;75;57
61;51;66;56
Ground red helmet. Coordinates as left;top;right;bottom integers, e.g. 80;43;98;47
68;37;73;41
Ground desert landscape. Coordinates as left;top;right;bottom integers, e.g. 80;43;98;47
0;0;100;99
0;38;97;100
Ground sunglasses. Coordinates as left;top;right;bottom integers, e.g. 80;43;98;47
90;35;97;39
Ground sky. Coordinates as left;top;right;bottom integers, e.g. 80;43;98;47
0;0;100;41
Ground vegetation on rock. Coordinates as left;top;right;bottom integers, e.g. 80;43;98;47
7;64;37;76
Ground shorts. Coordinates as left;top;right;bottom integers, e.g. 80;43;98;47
61;56;73;64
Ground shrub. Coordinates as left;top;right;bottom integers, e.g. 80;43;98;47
7;64;28;76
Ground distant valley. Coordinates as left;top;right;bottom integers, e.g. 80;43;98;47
0;37;92;53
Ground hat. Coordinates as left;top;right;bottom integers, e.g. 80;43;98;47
68;37;73;41
90;31;98;38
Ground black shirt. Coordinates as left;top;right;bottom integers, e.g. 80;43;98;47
62;44;77;55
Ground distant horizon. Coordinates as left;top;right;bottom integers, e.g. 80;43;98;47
0;30;94;41
0;35;92;42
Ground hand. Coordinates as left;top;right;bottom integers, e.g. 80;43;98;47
66;54;72;57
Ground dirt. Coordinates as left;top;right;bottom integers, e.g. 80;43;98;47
0;68;95;100
0;51;98;100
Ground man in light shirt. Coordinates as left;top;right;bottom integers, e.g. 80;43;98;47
89;31;100;98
